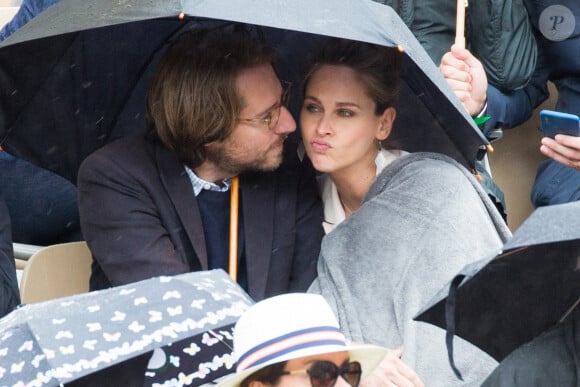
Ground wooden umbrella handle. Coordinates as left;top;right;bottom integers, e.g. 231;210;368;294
455;0;467;49
228;176;240;281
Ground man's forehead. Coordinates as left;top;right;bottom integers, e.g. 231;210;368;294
236;64;280;88
236;64;282;110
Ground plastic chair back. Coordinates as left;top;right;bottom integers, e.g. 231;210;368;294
19;241;92;304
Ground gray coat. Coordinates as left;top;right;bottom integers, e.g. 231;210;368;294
309;153;512;386
482;305;579;386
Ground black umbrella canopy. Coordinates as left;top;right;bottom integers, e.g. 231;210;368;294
414;201;580;366
0;0;487;183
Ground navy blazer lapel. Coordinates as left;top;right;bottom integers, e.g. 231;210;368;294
155;145;208;270
241;174;275;299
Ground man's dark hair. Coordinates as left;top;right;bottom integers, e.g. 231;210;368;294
146;28;274;168
303;37;402;115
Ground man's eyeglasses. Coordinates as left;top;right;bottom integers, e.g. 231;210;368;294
281;360;362;387
237;81;292;131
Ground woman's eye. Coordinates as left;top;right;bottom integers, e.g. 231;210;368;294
337;109;353;117
305;104;321;113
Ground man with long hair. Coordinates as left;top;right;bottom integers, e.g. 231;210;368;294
78;28;324;300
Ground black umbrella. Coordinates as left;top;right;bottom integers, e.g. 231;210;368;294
0;0;488;183
414;201;580;378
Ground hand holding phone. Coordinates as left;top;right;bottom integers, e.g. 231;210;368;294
540;110;580;138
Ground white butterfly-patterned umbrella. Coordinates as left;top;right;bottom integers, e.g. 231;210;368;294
0;269;253;386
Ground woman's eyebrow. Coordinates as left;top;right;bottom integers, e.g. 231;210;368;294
303;95;320;103
335;102;360;108
304;95;360;109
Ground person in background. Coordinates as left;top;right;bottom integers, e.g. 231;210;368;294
371;0;538;219
371;0;536;92
440;0;580;208
0;0;82;246
481;305;579;386
302;37;511;385
0;150;82;245
217;293;424;387
0;197;20;318
77;28;324;300
0;0;59;41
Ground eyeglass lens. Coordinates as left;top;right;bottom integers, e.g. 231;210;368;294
267;82;292;130
308;360;362;387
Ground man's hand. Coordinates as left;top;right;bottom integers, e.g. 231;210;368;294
540;135;580;170
360;347;424;387
439;44;487;116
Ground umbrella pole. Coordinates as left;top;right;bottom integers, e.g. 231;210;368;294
455;0;467;49
228;176;240;282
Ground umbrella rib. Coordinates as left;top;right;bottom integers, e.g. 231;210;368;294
559;297;580;323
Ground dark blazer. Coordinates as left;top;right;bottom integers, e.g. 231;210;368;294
0;198;19;317
78;134;324;301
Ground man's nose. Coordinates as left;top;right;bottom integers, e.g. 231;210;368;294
274;106;296;135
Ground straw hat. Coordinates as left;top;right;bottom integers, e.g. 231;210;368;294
218;293;388;387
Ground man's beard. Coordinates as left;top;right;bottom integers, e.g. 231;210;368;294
205;139;284;176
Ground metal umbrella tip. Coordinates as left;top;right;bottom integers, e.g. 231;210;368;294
397;44;404;53
486;144;494;153
178;12;185;20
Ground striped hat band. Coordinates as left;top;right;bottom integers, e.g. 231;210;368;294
236;326;347;372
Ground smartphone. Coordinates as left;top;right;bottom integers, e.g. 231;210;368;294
540;110;580;138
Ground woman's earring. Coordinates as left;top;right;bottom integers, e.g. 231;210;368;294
377;139;382;150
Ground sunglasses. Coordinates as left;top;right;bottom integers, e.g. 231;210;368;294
281;360;362;387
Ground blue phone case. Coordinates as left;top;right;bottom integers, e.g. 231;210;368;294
540;110;580;138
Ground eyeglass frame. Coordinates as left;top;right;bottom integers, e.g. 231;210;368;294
237;80;292;131
279;360;362;387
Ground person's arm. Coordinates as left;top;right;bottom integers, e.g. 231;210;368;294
78;148;190;288
440;44;551;134
0;0;60;41
360;348;425;387
439;44;488;117
540;135;580;171
389;157;505;384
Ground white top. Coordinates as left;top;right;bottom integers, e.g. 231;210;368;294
319;149;408;234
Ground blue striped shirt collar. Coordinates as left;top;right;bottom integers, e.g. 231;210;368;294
183;165;231;196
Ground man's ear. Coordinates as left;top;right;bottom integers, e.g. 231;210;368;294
377;107;396;141
204;140;220;151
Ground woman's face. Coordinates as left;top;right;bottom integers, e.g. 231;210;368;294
300;65;395;175
249;351;353;387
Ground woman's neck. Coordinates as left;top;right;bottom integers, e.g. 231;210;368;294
330;156;378;218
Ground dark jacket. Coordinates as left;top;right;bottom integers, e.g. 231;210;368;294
486;0;580;129
0;198;20;317
372;0;537;91
78;134;324;301
485;0;580;208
